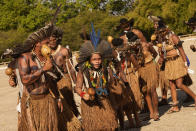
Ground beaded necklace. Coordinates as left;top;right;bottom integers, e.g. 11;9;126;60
85;61;108;95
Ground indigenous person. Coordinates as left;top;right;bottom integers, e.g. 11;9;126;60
117;18;159;120
48;27;81;130
2;49;21;123
185;16;196;52
75;25;118;131
117;18;147;43
149;16;170;106
186;16;196;33
17;25;63;131
48;26;79;116
6;59;22;129
150;16;196;113
116;18;144;111
110;37;141;129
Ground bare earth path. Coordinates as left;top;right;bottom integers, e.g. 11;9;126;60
0;36;196;131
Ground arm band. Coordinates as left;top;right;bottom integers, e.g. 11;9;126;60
175;41;183;48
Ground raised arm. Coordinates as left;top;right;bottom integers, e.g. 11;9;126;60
132;29;147;43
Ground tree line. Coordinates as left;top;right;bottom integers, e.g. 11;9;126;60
0;0;195;62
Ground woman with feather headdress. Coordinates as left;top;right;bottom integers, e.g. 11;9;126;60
75;24;118;131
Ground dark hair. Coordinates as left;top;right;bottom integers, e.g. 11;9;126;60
112;38;123;47
80;33;90;40
126;32;138;42
158;20;166;29
156;16;166;29
116;18;134;31
120;18;129;24
187;17;196;24
51;27;63;44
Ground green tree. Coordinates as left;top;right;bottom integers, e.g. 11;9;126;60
59;10;121;50
0;0;36;30
125;0;196;39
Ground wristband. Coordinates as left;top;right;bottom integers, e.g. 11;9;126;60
80;92;86;98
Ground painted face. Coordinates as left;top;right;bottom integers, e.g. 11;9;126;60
48;36;57;50
90;53;102;69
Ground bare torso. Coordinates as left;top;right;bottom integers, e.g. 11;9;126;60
18;53;49;95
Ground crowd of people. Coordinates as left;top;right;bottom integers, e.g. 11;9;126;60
3;15;196;131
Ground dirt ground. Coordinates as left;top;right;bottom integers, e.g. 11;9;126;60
0;36;196;131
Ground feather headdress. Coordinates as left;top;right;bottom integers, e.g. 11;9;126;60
90;23;101;50
10;24;54;58
78;23;112;64
24;24;53;47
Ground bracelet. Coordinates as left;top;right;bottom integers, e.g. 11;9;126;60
80;92;86;98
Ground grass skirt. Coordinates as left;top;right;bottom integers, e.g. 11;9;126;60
57;73;80;117
58;98;82;131
165;56;187;80
109;79;127;110
57;74;81;131
138;61;158;92
157;64;170;90
19;93;58;131
81;96;118;131
126;67;143;110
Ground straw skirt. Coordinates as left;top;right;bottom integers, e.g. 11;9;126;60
165;56;187;80
126;67;143;110
81;96;118;131
57;73;80;117
19;93;58;131
138;61;158;92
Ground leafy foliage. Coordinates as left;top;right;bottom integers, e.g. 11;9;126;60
0;0;195;59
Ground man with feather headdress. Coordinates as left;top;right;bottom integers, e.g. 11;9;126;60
12;24;63;130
